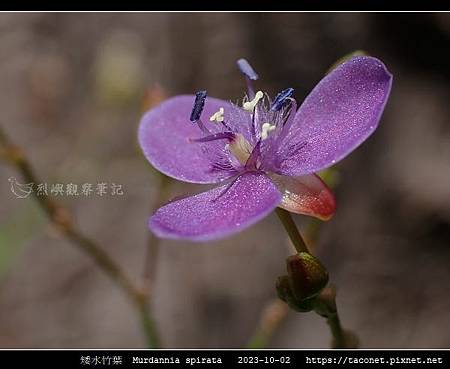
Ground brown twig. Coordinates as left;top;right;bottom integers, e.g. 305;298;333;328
142;171;171;298
0;125;161;348
246;299;289;349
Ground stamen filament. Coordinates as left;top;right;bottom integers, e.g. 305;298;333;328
237;58;259;98
246;80;256;99
196;119;211;135
189;132;235;143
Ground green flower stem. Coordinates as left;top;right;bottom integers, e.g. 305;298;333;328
142;171;171;299
140;172;172;348
246;299;289;349
327;312;345;348
0;125;161;348
275;207;353;349
248;169;345;349
138;300;162;349
314;286;357;348
275;208;309;253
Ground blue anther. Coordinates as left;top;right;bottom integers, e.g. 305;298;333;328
190;90;207;122
271;88;294;111
237;58;259;81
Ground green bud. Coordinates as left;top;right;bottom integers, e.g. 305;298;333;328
276;276;315;312
286;252;329;301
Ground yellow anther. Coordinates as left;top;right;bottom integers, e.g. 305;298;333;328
261;122;276;140
243;91;264;111
209;107;225;123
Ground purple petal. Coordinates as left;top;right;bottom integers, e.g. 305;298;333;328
139;95;237;184
275;56;393;176
149;172;282;242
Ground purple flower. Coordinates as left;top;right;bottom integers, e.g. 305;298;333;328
138;56;392;242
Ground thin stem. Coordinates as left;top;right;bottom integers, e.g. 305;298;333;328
248;170;347;349
142;233;160;298
65;227;143;306
247;210;307;349
142;172;171;298
138;301;162;348
327;312;345;348
275;207;354;348
246;300;289;349
314;286;355;348
0;126;161;348
275;208;309;253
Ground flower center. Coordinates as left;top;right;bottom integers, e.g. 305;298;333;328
227;134;252;165
188;61;298;175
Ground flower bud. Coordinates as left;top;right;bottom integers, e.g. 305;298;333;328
286;252;329;301
276;276;315;312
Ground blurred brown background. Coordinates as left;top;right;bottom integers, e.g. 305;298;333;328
0;12;450;348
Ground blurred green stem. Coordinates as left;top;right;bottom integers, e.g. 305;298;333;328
142;171;171;299
138;300;161;348
314;286;357;349
0;125;161;348
246;209;316;349
139;172;172;349
246;299;289;349
275;208;309;253
328;312;346;348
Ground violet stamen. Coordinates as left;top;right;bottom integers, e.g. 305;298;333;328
190;90;207;122
243;91;264;138
190;90;210;135
271;88;294;112
237;58;259;98
189;132;236;143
